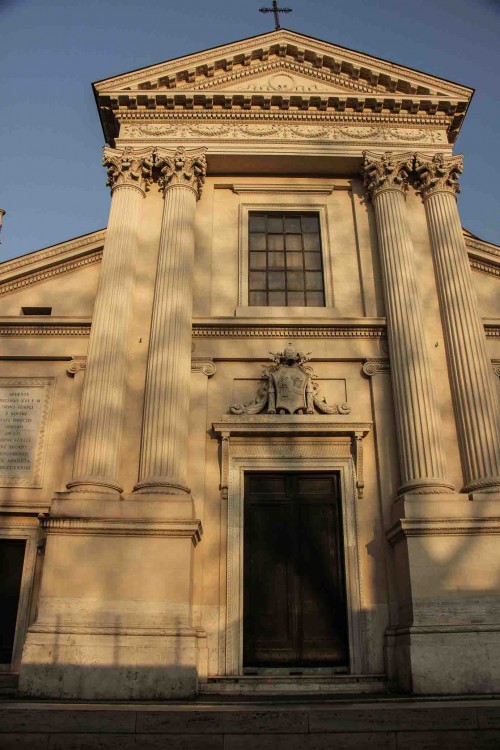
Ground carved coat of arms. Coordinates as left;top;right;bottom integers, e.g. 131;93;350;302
229;343;351;416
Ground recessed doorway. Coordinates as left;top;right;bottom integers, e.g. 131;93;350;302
243;471;348;669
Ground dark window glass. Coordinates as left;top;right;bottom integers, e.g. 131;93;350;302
248;213;325;307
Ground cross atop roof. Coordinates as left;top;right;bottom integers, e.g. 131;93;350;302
259;1;292;30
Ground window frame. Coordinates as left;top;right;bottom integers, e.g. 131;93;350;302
238;203;334;309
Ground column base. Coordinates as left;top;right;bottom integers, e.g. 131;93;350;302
66;478;122;495
463;478;500;494
397;478;455;496
19;629;202;700
133;478;191;495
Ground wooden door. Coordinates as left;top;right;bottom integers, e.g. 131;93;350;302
243;472;348;668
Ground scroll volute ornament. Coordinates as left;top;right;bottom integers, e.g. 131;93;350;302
414;153;463;198
102;146;155;194
362;151;414;199
156;147;207;199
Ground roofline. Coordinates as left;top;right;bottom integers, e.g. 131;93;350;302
91;27;474;96
0;228;106;272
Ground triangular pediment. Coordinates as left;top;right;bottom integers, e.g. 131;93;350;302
189;61;375;95
94;29;472;100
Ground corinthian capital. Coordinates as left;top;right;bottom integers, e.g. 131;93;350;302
362;151;414;200
414;153;463;199
102;146;155;194
156;147;207;199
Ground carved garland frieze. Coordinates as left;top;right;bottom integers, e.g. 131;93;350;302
120;121;447;144
229;343;351;416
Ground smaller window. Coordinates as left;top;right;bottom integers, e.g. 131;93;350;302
21;307;52;316
248;212;325;307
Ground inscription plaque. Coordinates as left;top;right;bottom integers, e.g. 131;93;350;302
0;378;54;487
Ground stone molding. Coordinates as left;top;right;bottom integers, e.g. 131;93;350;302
362;357;390;376
362;151;414;198
0;319;498;339
191;357;216;377
66;356;87;376
121;120;449;147
0;250;102;297
156;147;207;199
213;415;372;437
0;230;105;276
192;320;387;338
41;516;202;544
227;182;336;195
415;152;463;198
210;431;367;676
0;322;91;336
102;146;155;194
360;358;500;380
470;257;500;279
387;517;500;545
95;30;470;100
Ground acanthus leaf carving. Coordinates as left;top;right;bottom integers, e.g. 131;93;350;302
102;146;155;194
361;151;414;199
156;146;207;199
414;152;463;198
229;343;351;416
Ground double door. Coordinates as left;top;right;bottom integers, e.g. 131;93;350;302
243;472;348;668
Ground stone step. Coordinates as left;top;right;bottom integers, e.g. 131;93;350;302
0;674;18;697
0;697;499;749
200;674;388;695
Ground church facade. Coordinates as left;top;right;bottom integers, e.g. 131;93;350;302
1;29;500;699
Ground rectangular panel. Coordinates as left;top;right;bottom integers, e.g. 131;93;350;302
0;378;54;488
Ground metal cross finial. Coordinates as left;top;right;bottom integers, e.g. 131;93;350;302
259;0;292;29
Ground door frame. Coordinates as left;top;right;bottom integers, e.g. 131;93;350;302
217;433;367;676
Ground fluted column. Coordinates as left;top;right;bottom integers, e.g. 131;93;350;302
135;147;207;494
415;153;500;492
68;147;154;494
362;152;453;495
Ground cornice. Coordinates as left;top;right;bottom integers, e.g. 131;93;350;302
0;318;91;336
0;230;105;277
387;517;500;544
192;317;387;339
464;232;500;258
0;249;102;297
95;30;471;100
213;414;372;438
42;516;202;544
101;91;465;122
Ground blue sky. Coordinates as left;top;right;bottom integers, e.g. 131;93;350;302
1;0;499;262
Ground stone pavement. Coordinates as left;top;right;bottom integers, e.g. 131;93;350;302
1;695;500;749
